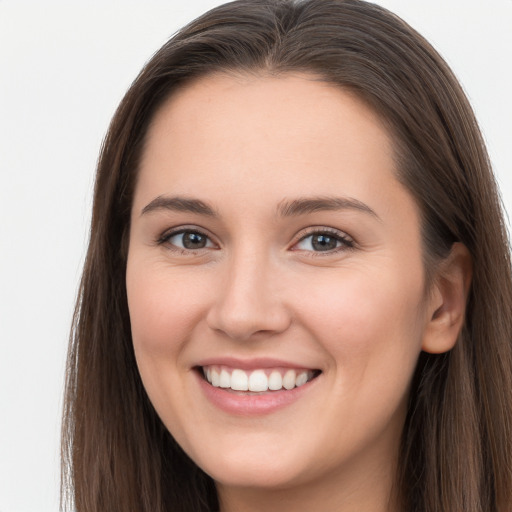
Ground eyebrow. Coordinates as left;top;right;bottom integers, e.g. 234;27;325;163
140;194;379;220
141;196;218;217
277;196;379;219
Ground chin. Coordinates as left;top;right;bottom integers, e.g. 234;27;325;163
185;436;320;491
205;459;306;490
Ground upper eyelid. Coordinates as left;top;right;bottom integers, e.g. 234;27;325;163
294;226;353;242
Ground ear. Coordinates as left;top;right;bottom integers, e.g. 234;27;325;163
422;242;472;354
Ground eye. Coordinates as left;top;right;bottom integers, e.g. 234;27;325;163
160;229;216;251
293;229;354;253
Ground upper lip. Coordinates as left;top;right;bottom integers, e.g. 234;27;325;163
195;356;319;371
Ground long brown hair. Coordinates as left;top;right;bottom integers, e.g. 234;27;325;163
62;1;512;510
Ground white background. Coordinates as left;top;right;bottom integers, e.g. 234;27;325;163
0;1;510;511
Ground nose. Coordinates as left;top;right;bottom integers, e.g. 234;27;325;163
206;250;291;341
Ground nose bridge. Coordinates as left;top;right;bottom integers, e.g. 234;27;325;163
206;243;290;340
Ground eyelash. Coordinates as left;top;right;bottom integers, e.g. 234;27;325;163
156;226;354;255
157;227;216;254
292;227;354;256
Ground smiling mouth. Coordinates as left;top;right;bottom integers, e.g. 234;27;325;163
198;365;321;393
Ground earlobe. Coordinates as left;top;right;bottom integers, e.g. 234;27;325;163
421;243;472;354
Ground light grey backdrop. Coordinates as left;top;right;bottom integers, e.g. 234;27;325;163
0;1;511;511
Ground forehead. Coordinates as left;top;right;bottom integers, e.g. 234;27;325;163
143;72;393;164
135;72;409;221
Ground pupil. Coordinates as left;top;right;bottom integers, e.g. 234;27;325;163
183;232;206;249
312;234;337;251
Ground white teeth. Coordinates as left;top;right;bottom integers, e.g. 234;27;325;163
231;369;249;391
282;369;296;390
296;371;308;387
203;366;316;392
248;370;268;392
219;369;230;388
268;370;283;390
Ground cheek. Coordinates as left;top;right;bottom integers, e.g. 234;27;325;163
125;260;210;413
296;267;426;448
126;261;215;442
127;263;207;354
295;265;426;387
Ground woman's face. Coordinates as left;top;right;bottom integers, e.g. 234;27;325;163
127;74;436;495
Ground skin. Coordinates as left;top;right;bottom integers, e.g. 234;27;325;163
126;73;470;512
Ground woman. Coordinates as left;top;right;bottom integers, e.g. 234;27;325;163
61;1;512;511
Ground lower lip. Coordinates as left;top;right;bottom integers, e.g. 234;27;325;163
196;371;319;416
